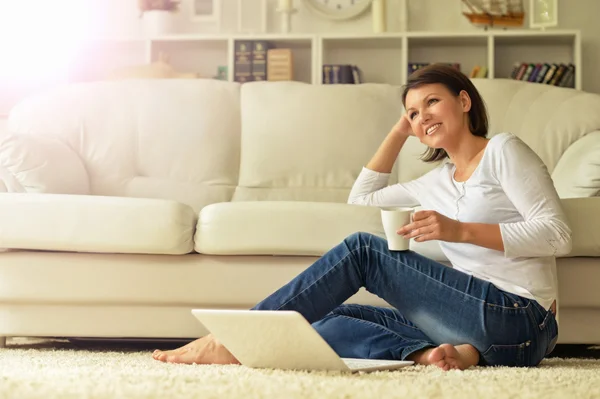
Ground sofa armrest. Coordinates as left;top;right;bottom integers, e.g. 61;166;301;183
561;197;600;257
0;133;90;194
552;131;600;198
0;193;196;254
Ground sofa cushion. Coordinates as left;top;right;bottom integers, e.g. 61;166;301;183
195;201;383;255
0;194;196;254
0;133;90;194
234;82;402;202
552;131;600;198
194;201;448;261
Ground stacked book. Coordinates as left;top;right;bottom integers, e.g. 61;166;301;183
322;65;363;84
509;62;575;88
234;40;294;83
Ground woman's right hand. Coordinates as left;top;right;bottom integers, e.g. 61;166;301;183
391;114;414;138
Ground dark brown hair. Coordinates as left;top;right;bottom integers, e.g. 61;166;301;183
401;64;489;163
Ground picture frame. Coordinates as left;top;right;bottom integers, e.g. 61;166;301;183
190;0;221;23
529;0;558;29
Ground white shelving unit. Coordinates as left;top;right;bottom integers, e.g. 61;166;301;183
78;29;582;90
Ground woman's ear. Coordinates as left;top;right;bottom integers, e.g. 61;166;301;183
459;90;472;112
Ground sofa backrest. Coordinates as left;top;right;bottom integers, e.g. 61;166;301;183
233;81;402;203
6;79;242;211
3;78;599;212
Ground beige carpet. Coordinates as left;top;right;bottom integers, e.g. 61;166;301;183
1;338;599;399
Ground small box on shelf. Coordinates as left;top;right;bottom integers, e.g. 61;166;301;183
267;49;294;81
213;66;228;81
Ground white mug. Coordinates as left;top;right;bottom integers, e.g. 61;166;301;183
380;207;414;251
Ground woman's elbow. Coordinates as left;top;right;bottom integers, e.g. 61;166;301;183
347;194;369;206
551;220;573;256
347;196;359;205
554;234;573;256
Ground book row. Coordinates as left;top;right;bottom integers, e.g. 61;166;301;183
510;62;575;87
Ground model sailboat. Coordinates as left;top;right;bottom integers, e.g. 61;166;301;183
462;0;525;27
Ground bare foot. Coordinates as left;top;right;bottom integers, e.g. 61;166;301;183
409;343;479;371
152;334;240;365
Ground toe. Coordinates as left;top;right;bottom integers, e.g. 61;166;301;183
166;353;182;363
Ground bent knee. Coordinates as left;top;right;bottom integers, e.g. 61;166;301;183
344;231;379;245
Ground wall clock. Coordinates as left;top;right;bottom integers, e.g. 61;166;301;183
302;0;373;21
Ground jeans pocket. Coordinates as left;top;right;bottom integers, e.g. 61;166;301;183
481;341;531;367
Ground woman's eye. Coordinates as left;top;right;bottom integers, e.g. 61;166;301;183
409;112;417;120
428;98;438;105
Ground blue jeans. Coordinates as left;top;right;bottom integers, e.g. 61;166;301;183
252;232;558;367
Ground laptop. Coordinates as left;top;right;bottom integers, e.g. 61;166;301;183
191;309;414;373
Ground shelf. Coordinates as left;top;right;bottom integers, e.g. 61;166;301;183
233;37;314;50
492;33;579;86
408;38;487;79
408;35;488;47
68;30;582;89
321;35;403;50
321;36;403;85
149;34;229;42
152;41;229;79
492;30;578;42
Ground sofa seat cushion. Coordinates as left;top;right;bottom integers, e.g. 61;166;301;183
0;193;196;254
194;201;449;261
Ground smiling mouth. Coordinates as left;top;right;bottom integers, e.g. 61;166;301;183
426;123;441;135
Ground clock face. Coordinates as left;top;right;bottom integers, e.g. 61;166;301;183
303;0;373;21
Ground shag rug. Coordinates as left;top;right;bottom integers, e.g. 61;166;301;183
1;338;600;399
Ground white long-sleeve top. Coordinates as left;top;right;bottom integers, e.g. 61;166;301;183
348;133;572;310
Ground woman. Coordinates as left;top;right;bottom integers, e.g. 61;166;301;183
153;64;571;370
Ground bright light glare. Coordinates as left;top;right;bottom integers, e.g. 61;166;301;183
0;0;90;84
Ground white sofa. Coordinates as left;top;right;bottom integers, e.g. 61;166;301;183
0;79;599;349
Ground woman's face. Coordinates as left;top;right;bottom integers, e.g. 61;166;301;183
404;83;471;149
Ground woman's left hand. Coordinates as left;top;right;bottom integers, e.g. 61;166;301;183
397;210;464;243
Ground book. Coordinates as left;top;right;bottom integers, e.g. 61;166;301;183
549;64;567;86
234;41;253;83
252;41;269;81
558;64;575;87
